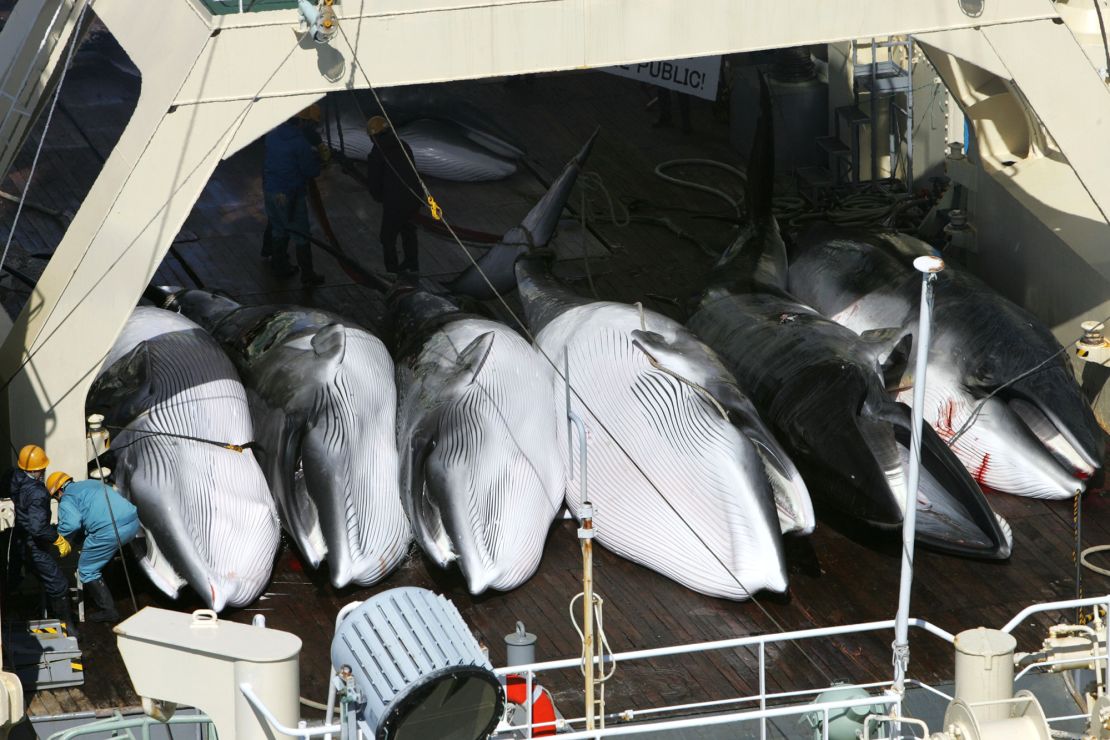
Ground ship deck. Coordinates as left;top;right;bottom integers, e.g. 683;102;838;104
0;21;1108;728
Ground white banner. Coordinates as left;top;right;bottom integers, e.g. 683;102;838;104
603;56;721;101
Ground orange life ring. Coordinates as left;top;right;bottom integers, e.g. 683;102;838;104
505;674;557;737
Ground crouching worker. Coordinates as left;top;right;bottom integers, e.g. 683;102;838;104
48;471;139;623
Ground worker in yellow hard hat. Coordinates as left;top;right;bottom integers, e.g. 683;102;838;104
260;102;329;286
4;445;78;637
367;115;389;136
296;104;322;124
366;114;424;275
48;471;139;624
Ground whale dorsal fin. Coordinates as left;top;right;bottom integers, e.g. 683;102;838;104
746;73;775;225
860;327;912;391
448;129;598;300
311;323;347;364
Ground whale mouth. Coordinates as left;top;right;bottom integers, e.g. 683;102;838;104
872;399;1009;559
414;436;457;569
1007;396;1097;484
996;366;1102;483
289;451;327;567
893;426;1011;559
419;485;454;566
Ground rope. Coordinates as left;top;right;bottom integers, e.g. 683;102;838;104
0;34;304;400
576;171;630;229
568;592;617;683
286;227;392;291
334;20;836;688
55;99;207;290
1081;546;1110;577
85;422;257;615
630;303;728;421
0;0;91;276
102;424;253;455
1075;492;1086;624
576;179;718;257
653;159;745;216
1094;0;1110;82
569;588;617;730
947;315;1110;448
580;189;598;299
644;157;915;239
89;443;138;615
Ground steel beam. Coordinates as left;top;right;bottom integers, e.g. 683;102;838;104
0;0;272;476
180;0;1056;106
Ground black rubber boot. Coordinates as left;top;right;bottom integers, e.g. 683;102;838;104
296;243;324;286
269;236;298;278
84;578;119;623
260;222;273;259
49;595;79;639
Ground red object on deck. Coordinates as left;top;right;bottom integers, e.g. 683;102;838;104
505;674;557;737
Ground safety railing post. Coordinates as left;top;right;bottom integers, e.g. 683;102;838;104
527;670;534;739
758;641;766;740
1104;598;1110;696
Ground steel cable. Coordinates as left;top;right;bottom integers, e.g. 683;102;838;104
0;0;91;276
335;18;837;687
89;444;138;615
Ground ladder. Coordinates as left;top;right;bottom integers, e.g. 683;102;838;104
820;37;915;189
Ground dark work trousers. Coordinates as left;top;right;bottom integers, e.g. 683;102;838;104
657;87;692;129
263;190;313;274
9;531;67;598
380;209;419;273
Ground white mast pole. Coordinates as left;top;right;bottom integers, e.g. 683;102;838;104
892;255;944;695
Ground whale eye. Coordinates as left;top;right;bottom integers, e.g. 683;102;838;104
973;365;997;387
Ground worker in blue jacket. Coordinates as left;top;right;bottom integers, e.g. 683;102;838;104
47;471;139;624
261;105;327;286
3;445;78;636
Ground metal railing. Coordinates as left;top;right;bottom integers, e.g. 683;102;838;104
46;711;215;740
491;596;1110;740
56;594;1105;740
548;693;902;740
492;617;953;739
240;684;341;739
201;0;301;15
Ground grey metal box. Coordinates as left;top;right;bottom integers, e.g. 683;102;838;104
3;618;84;689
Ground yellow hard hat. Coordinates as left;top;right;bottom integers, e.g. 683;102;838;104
367;116;389;136
296;104;322;123
17;444;48;472
46;471;72;496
